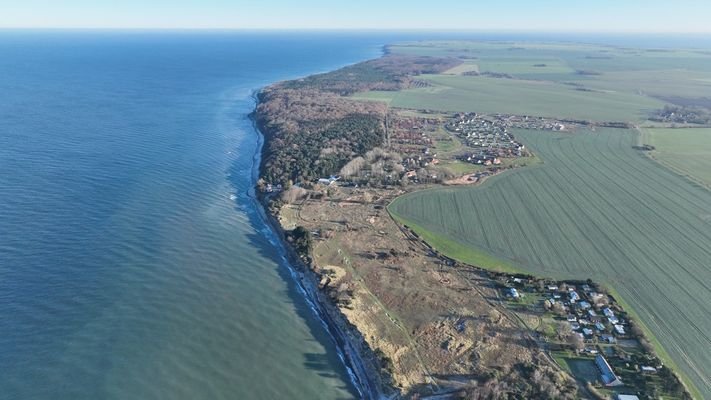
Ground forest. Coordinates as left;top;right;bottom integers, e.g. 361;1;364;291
255;54;460;186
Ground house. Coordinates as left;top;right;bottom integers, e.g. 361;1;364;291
614;324;626;335
567;315;577;322
595;354;623;386
641;366;657;373
608;315;619;325
569;291;580;302
603;308;615;318
617;395;640;400
548;285;558;291
577;301;592;310
317;175;340;186
595;322;606;331
507;288;520;299
583;328;594;336
589;292;605;303
601;334;617;344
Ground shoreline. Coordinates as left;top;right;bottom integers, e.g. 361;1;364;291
245;42;701;398
246;90;385;399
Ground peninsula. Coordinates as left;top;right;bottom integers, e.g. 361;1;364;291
254;41;710;399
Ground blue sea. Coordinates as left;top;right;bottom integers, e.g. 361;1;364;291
0;31;395;400
1;30;710;400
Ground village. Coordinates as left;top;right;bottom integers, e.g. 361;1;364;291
382;111;584;185
498;275;689;400
445;112;566;166
330;111;550;187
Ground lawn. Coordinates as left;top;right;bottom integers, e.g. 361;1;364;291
389;128;711;398
642;127;711;188
564;357;600;383
436;160;481;175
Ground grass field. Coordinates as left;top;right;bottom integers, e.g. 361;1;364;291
478;57;575;75
361;41;711;123
389;128;711;398
442;61;479;75
390;41;711;74
642;127;711;188
352;75;665;122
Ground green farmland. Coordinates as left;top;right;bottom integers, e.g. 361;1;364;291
359;41;711;123
643;127;711;188
353;75;664;122
389;128;711;398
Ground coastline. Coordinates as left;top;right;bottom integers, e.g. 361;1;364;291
246;90;386;400
244;42;700;399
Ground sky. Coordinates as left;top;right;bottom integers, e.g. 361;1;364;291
2;0;711;33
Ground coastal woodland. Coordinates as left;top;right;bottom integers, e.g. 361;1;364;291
254;55;459;186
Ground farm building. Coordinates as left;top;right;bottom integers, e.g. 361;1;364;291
595;354;624;386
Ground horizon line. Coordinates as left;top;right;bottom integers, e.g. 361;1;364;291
1;27;711;35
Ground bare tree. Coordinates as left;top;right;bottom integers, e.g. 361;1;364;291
552;302;566;316
556;322;572;340
339;156;366;177
567;333;585;352
281;186;309;204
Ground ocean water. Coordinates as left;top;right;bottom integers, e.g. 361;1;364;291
0;31;395;400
